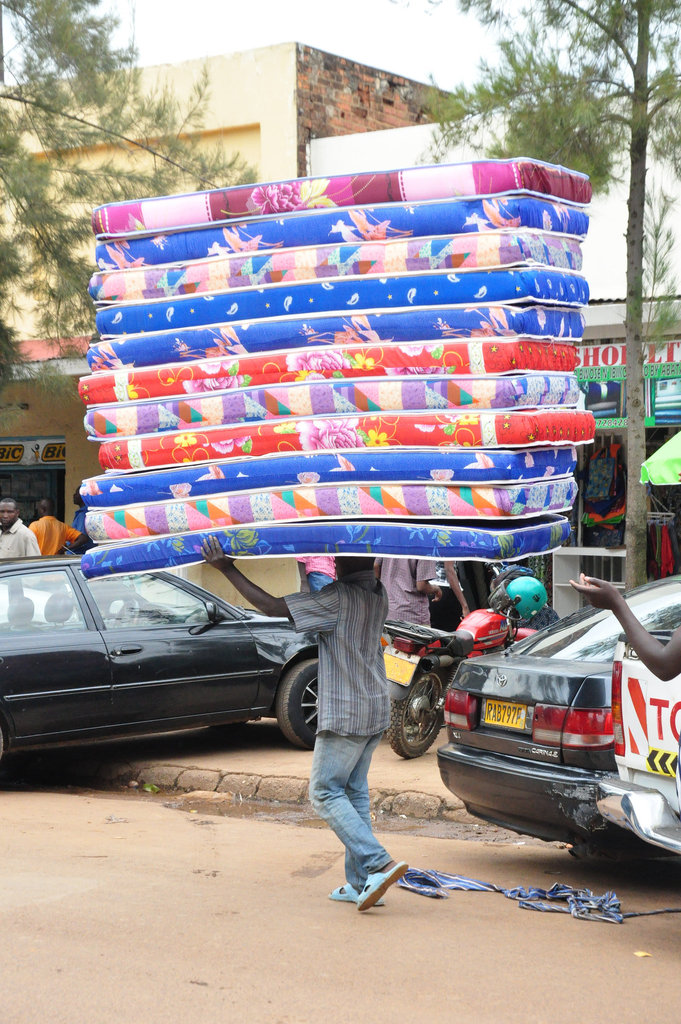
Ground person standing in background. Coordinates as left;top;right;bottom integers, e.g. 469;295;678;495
69;488;94;553
297;555;337;592
29;498;88;555
374;557;441;625
429;561;471;631
0;498;41;557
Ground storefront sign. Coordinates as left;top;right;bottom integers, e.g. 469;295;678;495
576;341;681;427
0;437;65;466
576;340;681;369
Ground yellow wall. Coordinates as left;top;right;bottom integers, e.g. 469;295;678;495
183;557;300;607
142;44;300;181
0;375;99;509
13;44;300;343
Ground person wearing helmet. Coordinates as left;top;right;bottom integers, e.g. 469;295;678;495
507;575;548;620
490;566;558;630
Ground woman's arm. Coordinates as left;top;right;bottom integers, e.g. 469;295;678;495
570;574;681;681
201;536;291;620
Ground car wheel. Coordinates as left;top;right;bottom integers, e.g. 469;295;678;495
275;659;318;750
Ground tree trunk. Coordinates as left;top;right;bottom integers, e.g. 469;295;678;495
624;3;650;591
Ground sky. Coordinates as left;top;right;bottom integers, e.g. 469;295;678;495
110;0;493;92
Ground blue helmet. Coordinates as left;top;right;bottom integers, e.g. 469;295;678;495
506;576;547;619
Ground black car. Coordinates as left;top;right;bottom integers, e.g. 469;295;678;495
0;557;320;764
437;575;681;856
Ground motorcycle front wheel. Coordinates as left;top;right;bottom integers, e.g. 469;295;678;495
386;670;444;759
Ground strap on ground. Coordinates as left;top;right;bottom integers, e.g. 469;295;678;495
397;867;681;924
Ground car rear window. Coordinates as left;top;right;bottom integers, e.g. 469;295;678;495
0;569;86;633
513;579;681;663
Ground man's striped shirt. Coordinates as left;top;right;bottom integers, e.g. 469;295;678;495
286;570;389;736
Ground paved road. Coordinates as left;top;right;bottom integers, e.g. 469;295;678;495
2;786;681;1024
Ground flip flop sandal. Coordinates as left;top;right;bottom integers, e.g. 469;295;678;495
357;862;409;911
329;884;383;906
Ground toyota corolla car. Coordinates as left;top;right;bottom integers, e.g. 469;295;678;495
0;557;320;765
437;575;681;856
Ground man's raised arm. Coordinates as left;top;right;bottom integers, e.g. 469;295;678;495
570;573;681;681
201;536;292;620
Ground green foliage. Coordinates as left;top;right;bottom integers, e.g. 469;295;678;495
643;187;681;346
0;0;254;390
432;0;681;192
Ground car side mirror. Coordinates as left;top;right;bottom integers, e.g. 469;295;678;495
206;601;222;622
189;600;225;634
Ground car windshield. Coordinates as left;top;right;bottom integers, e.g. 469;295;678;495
512;578;681;663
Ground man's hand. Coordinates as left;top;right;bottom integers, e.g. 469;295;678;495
572;572;681;682
201;535;234;572
201;536;291;619
417;578;442;603
569;573;622;611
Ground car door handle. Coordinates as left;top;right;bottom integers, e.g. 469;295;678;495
110;645;143;656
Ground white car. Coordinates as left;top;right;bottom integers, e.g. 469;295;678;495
597;634;681;854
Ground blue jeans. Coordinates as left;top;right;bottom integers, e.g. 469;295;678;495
307;571;334;592
309;730;391;892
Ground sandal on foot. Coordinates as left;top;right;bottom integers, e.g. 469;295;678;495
329;884;383;906
357;861;408;911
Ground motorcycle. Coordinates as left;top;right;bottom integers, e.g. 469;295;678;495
383;566;548;759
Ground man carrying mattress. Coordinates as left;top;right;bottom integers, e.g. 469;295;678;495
201;537;408;911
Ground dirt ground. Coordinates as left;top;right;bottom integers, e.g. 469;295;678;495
3;785;681;1024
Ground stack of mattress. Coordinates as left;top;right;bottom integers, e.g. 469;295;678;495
77;158;595;577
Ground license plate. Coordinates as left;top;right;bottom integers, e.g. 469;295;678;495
483;698;528;730
384;650;418;687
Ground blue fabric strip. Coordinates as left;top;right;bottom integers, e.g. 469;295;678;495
397;867;681;923
397;868;624;922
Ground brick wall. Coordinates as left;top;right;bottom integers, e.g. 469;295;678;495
295;44;435;176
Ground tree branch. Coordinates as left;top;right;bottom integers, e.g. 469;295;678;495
0;89;220;188
548;0;636;74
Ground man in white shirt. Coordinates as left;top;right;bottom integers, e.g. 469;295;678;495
0;498;41;558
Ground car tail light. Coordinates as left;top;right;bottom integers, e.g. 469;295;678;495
611;659;625;756
533;703;614;750
532;704;568;746
562;708;614;749
444;688;479;730
392;636;424;655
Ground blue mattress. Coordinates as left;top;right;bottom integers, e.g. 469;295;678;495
80;513;572;578
87;303;585;371
94;195;590;270
80;445;578;508
94;268;590;337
